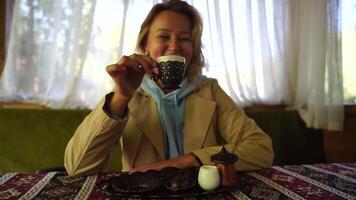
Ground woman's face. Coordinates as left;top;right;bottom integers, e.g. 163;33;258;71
145;11;193;67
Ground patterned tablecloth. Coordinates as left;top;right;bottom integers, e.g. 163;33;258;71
0;162;355;200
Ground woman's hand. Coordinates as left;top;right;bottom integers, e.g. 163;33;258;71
105;54;157;116
129;153;201;173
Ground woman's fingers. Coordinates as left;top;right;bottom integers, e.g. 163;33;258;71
105;54;158;95
106;64;126;76
128;154;200;173
106;54;149;80
129;162;168;173
113;54;157;75
128;54;157;74
117;55;144;74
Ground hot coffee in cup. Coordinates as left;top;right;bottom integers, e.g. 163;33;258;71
155;55;186;90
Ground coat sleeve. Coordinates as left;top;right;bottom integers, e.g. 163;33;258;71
192;80;274;171
64;97;127;176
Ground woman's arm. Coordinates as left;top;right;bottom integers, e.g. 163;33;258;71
129;153;201;173
192;80;274;171
64;96;127;176
65;54;157;176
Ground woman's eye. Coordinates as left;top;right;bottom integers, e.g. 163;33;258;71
179;37;191;41
158;35;169;39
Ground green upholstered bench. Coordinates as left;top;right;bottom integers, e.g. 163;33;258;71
0;108;324;173
0;109;121;173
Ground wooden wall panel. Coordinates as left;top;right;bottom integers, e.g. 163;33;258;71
247;105;356;163
324;106;356;163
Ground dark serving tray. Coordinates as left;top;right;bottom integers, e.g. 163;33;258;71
98;167;235;198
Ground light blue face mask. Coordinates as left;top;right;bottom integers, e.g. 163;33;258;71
140;74;203;158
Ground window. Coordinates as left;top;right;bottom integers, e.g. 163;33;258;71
342;0;356;104
1;0;355;107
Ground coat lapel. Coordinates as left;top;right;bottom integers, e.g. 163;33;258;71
184;95;216;153
129;94;165;162
128;87;216;163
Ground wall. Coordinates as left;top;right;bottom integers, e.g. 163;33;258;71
324;105;356;163
246;105;356;163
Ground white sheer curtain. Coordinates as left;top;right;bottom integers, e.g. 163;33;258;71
0;0;157;108
0;0;344;130
190;0;289;106
287;0;344;131
190;0;343;131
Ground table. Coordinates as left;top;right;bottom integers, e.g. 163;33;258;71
1;162;355;199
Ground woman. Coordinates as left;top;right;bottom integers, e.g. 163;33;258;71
64;0;274;176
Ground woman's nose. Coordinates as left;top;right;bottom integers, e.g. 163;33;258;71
168;38;181;52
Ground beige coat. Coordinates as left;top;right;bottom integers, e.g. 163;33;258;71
65;78;274;176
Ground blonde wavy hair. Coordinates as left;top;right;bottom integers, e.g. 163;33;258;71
135;0;205;81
